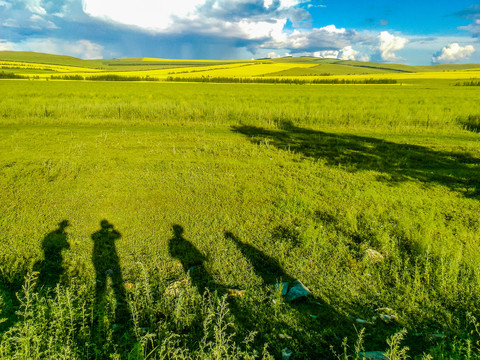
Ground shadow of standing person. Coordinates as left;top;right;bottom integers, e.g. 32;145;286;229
168;225;216;293
36;220;70;291
225;231;294;285
225;230;351;358
91;220;132;353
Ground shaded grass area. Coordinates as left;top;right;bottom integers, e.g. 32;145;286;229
458;114;480;133
233;121;480;198
1;80;480;358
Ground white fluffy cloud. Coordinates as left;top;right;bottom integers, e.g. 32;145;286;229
82;0;205;31
432;43;475;64
0;38;104;59
378;31;408;61
82;0;301;40
313;49;338;58
262;24;356;51
24;0;47;15
313;46;360;60
339;46;359;60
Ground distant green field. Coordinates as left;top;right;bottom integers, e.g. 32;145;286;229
0;56;480;359
262;63;404;76
271;56;480;73
2;52;480;83
0;51;104;68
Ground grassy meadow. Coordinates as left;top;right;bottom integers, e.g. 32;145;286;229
1;53;480;359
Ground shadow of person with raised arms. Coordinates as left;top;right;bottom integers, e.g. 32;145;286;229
36;220;70;290
91;220;132;352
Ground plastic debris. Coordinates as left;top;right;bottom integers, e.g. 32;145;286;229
164;279;188;297
227;289;246;297
282;348;293;360
366;249;385;263
286;280;311;302
359;351;388;359
380;313;396;323
356;318;373;324
273;282;289;296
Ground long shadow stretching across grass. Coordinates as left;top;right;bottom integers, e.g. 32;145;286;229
233;122;480;198
225;231;294;285
91;220;133;350
224;231;352;357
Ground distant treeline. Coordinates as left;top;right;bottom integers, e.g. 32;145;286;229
50;74;159;81
455;80;480;86
166;76;397;84
0;71;29;79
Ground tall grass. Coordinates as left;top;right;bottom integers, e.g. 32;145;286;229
0;79;479;358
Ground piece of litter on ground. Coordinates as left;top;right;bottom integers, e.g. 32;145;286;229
273;282;289;296
376;307;394;313
380;313;396;323
227;289;246;297
282;348;293;360
359;351;388;359
164;279;189;297
366;249;385;263
286;279;311;302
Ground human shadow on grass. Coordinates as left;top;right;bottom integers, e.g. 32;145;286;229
168;224;220;293
91;220;133;354
232;122;480;199
0;274;22;336
1;220;71;335
224;231;352;358
36;220;71;290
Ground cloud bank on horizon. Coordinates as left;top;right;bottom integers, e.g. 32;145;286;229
0;0;479;64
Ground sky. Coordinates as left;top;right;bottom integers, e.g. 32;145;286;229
1;0;480;64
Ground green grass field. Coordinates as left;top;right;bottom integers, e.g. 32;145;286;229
1;53;480;359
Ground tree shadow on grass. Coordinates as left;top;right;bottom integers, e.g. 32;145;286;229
232;122;480;198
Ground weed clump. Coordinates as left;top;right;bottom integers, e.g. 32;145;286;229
458;115;480;132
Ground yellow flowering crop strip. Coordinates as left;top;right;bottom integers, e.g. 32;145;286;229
0;61;101;73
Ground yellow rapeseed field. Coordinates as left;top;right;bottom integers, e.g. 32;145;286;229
0;61;100;73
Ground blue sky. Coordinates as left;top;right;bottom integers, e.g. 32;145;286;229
1;0;480;64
